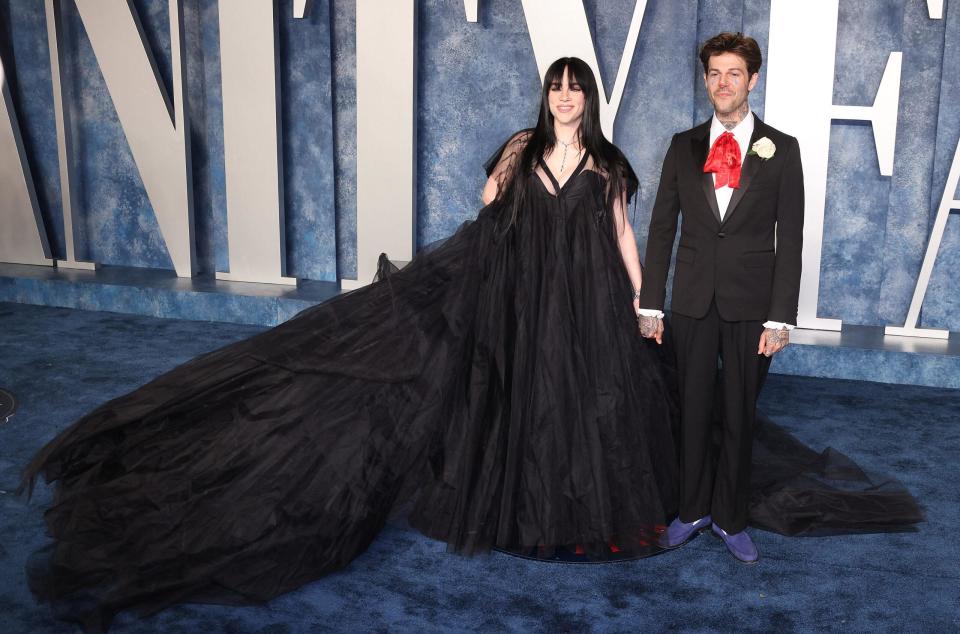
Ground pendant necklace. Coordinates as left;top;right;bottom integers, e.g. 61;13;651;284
557;135;581;176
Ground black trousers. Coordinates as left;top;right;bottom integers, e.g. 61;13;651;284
671;300;771;533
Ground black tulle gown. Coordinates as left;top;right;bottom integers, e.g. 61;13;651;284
23;139;921;630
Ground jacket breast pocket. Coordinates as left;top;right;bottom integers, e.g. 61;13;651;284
741;250;775;268
746;178;778;196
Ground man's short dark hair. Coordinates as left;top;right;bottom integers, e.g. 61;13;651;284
699;32;762;77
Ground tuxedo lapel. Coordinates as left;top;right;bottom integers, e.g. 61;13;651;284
721;118;766;227
692;122;722;226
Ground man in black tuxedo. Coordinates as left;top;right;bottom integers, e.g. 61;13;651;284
638;32;803;563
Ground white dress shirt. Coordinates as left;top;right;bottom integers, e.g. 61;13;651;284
709;111;753;221
638;109;793;330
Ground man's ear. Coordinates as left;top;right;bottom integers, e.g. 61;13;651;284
747;72;759;91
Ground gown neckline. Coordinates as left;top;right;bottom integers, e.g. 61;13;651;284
538;151;590;194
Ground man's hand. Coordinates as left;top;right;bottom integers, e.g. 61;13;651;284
638;315;663;344
758;327;789;357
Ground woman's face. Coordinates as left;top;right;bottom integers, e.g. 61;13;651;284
548;66;585;129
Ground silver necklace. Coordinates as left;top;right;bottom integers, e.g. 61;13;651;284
557;136;581;175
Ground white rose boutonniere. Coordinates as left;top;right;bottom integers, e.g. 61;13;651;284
749;137;776;160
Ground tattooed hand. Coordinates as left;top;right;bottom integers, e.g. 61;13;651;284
638;315;663;344
758;327;790;357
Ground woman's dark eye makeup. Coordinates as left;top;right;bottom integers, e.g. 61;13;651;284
549;82;583;91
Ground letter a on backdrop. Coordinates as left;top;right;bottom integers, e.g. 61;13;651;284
885;137;960;340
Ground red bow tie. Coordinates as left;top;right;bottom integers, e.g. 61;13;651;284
703;131;741;189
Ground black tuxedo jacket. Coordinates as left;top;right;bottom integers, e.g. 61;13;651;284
639;117;804;323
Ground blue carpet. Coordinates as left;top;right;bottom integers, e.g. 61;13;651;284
0;302;957;632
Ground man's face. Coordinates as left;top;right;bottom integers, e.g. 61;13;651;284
704;52;758;117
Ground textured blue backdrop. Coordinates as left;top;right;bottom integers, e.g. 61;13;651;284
1;0;958;330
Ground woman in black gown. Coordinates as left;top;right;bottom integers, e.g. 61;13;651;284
23;58;680;629
23;58;920;631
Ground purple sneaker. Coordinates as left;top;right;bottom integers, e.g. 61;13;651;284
711;524;759;564
657;515;712;549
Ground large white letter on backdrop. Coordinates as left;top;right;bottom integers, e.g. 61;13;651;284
44;0;92;270
0;48;53;266
70;0;195;277
766;0;901;331
520;0;647;141
217;1;295;285
342;0;417;289
885;138;959;340
881;0;952;339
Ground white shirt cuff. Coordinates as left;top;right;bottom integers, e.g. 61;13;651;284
638;309;664;319
763;321;794;330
